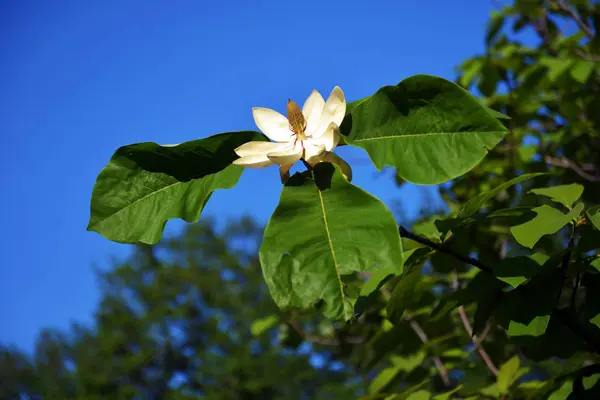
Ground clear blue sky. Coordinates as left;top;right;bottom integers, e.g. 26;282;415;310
0;0;497;351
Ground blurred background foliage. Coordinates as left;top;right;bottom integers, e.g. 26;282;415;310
2;0;600;398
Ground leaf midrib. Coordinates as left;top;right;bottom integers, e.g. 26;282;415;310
314;175;345;313
89;178;184;230
352;130;506;142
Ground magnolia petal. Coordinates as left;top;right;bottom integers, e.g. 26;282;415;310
267;142;303;165
234;141;290;157
304;142;326;161
318;86;346;133
311;152;353;181
252;107;293;142
311;122;340;151
279;163;294;184
232;153;274;168
302;90;325;136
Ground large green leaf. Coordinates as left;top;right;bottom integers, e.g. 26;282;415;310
341;74;508;184
510;203;584;249
259;163;404;321
88;131;266;244
529;184;584;209
459;173;545;217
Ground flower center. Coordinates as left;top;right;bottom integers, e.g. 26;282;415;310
287;99;307;141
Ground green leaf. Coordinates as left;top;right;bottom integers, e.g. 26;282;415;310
570;60;595;83
500;268;563;338
510;203;584;249
459;173;545;217
250;315;279;337
548;380;573;400
485;107;511;120
587;205;600;231
591;258;600;272
541;57;575;82
259;163;404;321
390;352;427;373
497;356;521;393
486;12;505;45
529;184;584;209
405;391;431;400
589;312;600;329
87;131;266;244
342;74;508;184
386;265;423;325
460;59;484;88
494;253;549;288
432;385;462;400
360;248;418;297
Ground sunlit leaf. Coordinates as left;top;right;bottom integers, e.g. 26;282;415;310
88;131;266;244
510;203;584;248
250;315;279;337
529;183;584;209
497;356;522;393
342;74;508;184
260;163;403;321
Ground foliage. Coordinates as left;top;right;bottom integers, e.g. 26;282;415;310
3;0;600;398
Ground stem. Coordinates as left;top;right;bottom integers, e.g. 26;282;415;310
554;0;595;39
405;315;452;388
399;226;600;355
452;271;500;376
398;226;493;274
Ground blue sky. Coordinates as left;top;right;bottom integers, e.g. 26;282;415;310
0;0;497;350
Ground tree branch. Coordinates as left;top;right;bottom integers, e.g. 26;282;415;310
405;315;452;388
399;226;600;355
544;155;600;182
451;271;500;376
554;0;595;39
398;226;493;274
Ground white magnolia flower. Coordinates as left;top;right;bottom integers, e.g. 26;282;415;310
233;86;352;183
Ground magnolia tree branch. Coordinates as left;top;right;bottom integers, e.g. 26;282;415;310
399;226;600;355
554;0;595;39
544;155;600;182
398;226;493;274
404;315;452;388
451;271;500;376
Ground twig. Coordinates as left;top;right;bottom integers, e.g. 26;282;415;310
554;0;595;39
398;226;493;274
452;271;500;376
405;315;452;387
575;49;600;63
400;226;600;355
544;155;600;182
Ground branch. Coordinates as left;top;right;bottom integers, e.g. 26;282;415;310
398;226;493;274
554;0;595;39
575;49;600;63
452;271;500;376
405;315;452;388
399;226;600;355
544;155;600;182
